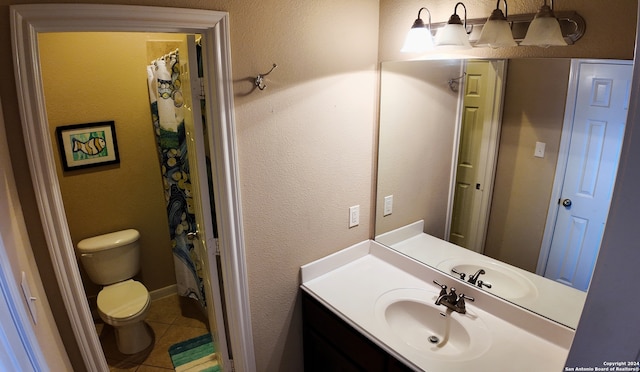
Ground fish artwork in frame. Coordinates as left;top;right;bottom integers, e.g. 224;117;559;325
56;121;120;171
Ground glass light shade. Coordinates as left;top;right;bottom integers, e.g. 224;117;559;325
401;26;434;53
476;19;516;48
435;23;471;49
521;14;567;47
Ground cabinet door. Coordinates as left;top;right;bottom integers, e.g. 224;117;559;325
304;327;361;372
302;292;399;372
387;357;415;372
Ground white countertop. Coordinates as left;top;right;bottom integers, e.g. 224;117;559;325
301;240;573;371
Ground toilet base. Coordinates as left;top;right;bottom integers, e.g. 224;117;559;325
113;321;153;354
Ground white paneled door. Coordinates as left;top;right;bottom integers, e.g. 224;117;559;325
543;61;632;291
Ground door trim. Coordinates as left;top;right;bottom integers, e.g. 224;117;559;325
536;59;633;276
10;4;255;371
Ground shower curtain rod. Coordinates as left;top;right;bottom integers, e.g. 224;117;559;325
150;48;179;65
150;36;201;64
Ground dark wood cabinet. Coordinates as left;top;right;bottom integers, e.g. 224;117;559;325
302;291;415;372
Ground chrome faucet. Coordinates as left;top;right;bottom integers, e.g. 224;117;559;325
433;280;474;314
450;267;493;289
435;285;458;306
467;269;486;285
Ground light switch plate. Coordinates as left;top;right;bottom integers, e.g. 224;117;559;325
383;195;393;216
534;141;546;158
349;205;360;228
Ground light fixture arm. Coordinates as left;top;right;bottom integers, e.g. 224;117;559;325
408;7;433;33
452;2;472;35
486;0;509;21
496;0;508;18
416;7;432;31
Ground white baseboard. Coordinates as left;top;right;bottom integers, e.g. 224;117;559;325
149;284;178;301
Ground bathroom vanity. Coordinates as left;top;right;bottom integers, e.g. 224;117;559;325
300;240;573;371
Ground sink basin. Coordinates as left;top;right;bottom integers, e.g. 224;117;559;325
437;259;539;301
374;288;491;361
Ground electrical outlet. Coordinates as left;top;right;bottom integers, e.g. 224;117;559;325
349;205;360;228
383;195;393;216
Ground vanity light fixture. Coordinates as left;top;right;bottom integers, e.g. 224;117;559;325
435;2;472;49
401;7;435;53
399;0;584;51
476;0;517;48
520;0;567;47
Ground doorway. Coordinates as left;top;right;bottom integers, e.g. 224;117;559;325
11;4;255;371
38;31;216;369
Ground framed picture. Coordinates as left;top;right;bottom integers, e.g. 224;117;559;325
56;121;120;171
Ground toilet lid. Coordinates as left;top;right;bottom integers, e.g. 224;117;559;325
97;280;149;319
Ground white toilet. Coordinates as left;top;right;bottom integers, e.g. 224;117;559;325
77;229;153;354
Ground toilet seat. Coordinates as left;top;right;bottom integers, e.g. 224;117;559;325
97;279;150;321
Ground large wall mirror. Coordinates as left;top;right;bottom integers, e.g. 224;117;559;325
375;57;633;329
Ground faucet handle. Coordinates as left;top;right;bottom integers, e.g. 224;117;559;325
455;293;474;313
433;280;447;296
477;280;492;289
451;267;466;280
458;293;474;302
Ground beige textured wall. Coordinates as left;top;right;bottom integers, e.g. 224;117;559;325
484;59;571;272
236;3;378;370
379;0;637;62
1;1;378;371
376;59;462;238
2;1;636;371
39;32;178;298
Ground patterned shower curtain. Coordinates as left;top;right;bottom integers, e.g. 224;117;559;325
146;50;206;307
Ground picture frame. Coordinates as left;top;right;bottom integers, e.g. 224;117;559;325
56;121;120;171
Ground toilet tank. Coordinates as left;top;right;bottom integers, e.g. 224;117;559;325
77;229;141;285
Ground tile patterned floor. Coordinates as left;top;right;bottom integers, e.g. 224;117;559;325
95;294;209;372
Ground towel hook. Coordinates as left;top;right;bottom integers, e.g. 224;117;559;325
448;72;466;92
254;63;278;90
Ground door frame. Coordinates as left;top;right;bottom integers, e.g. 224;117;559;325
10;4;255;371
536;59;633;276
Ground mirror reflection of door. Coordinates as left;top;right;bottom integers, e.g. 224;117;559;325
449;60;506;254
539;61;632;291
